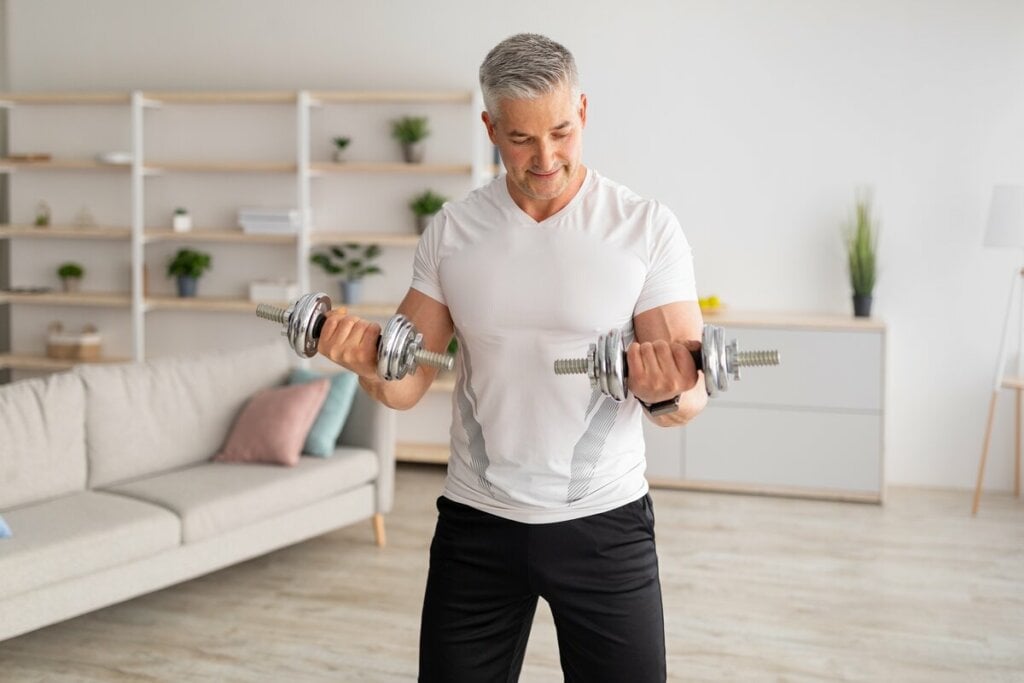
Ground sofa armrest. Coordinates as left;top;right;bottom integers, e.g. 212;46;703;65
338;388;397;514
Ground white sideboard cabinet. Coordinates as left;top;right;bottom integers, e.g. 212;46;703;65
644;312;886;503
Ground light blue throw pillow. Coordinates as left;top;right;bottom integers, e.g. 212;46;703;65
0;514;11;539
289;367;359;457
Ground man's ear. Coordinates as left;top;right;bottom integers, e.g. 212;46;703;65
481;111;498;145
579;93;588;129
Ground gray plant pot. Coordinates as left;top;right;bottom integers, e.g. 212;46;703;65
402;141;425;164
340;279;362;305
60;277;81;293
852;294;872;318
416;214;430;235
177;276;199;298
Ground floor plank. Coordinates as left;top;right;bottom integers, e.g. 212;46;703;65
1;465;1022;682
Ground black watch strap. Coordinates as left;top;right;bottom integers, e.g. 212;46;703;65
640;395;681;417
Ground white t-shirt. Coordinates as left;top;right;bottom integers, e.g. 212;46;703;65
411;168;697;523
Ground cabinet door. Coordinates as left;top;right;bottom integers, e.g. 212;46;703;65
642;418;685;479
714;327;883;412
684;404;882;496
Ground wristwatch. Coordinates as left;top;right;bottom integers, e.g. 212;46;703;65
639;395;681;417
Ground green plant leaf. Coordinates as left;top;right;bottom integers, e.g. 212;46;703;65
313;243;385;281
391;116;430;144
166;248;213;279
843;195;879;297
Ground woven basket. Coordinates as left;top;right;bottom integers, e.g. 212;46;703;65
47;322;102;361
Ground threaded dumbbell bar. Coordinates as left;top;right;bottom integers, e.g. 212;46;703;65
256;292;453;380
553;324;779;401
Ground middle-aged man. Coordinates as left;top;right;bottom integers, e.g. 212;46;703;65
317;32;706;682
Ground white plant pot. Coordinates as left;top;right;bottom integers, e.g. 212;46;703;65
173;214;192;233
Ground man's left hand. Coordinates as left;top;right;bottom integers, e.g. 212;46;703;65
625;339;701;404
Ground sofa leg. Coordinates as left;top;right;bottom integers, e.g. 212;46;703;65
372;513;387;547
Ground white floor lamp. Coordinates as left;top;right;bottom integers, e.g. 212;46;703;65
973;184;1024;514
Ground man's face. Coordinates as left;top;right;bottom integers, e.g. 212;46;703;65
483;85;587;208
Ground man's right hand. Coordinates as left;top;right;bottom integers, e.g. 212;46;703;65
316;307;382;380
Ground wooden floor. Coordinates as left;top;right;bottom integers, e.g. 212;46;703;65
2;465;1022;682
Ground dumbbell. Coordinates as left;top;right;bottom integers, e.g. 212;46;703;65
553;324;779;400
255;292;454;380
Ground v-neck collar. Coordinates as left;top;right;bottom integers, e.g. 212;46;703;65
500;167;594;226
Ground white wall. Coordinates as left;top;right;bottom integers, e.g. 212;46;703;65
6;0;1024;490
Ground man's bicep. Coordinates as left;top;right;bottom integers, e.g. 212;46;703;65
397;287;454;346
633;301;703;344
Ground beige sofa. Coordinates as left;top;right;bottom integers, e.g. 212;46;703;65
0;342;396;642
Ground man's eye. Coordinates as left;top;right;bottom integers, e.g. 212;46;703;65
511;139;529;145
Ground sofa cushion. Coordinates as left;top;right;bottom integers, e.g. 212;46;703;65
0;491;180;600
214;378;330;466
78;342;292;488
0;371;87;509
105;448;379;543
289;368;360;457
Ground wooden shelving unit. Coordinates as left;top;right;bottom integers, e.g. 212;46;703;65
1;87;490;465
144;230;296;245
430;377;456;393
0;159;131;172
308;161;473;176
143;91;298;105
394;442;449;465
0;353;131;371
145;161;298;174
0;92;130;105
309;232;419;247
145;296;283;313
309;91;472;105
0;225;131;240
144;296;397;318
0;291;132;308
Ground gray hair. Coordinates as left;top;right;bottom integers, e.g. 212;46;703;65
479;33;581;119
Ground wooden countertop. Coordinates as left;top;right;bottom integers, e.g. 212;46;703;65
700;309;885;332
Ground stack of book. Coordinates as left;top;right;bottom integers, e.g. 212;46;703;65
238;208;302;235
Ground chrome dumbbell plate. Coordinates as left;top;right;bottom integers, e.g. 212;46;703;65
288;293;331;359
378;315;423;381
592;329;628;402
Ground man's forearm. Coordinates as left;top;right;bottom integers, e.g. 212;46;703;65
358;373;423;411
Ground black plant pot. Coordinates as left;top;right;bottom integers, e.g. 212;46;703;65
852;294;873;318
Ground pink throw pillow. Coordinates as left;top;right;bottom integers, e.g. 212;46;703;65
214;379;330;466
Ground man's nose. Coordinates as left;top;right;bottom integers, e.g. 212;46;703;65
535;139;555;170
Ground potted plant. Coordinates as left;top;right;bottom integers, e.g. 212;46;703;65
172;207;192;233
167;248;212;298
410;189;448;234
391;116;429;163
35;200;51;227
332;136;351;163
310;243;383;305
844;195;879;318
57;262;84;293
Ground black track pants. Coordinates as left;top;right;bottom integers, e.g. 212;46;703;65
419;494;666;682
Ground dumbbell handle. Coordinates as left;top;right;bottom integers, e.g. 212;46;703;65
552;347;703;377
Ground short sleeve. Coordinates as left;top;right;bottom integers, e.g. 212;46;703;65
634;204;697;315
410;210;447;305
